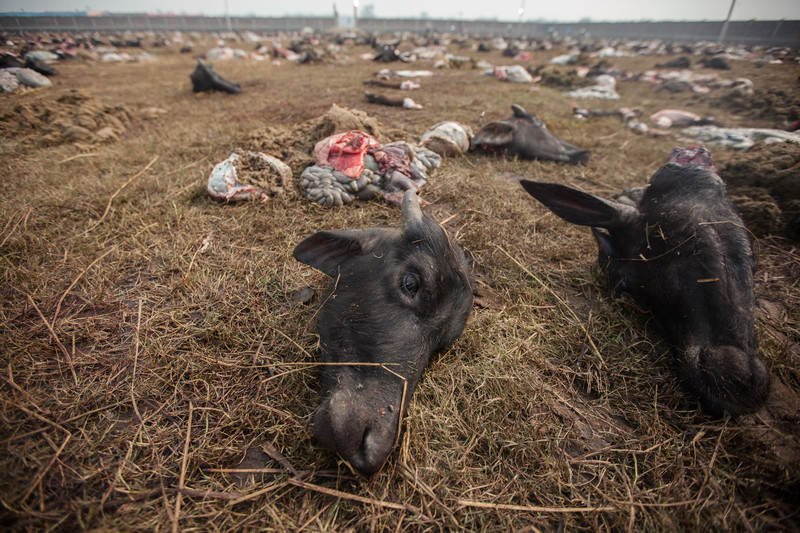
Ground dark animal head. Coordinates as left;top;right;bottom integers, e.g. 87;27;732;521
293;191;473;474
520;147;769;416
373;43;400;62
189;59;241;94
470;104;590;165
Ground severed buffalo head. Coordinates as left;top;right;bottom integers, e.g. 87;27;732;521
520;146;769;416
294;191;473;474
471;104;590;165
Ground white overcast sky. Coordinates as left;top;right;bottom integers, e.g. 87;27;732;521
5;0;800;22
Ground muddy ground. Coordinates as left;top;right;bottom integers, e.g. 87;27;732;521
1;34;799;531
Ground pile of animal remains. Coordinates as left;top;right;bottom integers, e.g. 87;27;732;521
207;103;593;206
299;131;441;206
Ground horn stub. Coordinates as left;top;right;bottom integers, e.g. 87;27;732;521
511;104;528;117
402;190;424;230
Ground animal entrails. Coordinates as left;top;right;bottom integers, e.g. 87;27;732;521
293;190;473;474
520;146;769;416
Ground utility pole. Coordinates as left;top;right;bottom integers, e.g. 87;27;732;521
718;0;736;44
353;0;359;28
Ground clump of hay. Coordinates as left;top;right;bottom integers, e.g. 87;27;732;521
534;65;594;90
711;87;800;126
718;141;800;240
0;89;133;145
728;186;784;236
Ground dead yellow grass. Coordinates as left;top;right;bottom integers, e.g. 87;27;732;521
1;35;799;531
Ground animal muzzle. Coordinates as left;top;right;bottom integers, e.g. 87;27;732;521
313;384;402;475
683;345;770;416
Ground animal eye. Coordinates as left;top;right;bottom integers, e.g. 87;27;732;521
401;273;420;296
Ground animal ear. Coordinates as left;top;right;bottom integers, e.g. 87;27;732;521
293;230;381;277
520;180;639;229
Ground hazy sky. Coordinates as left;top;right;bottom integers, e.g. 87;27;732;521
7;0;800;21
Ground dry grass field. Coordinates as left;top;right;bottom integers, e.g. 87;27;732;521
1;33;799;531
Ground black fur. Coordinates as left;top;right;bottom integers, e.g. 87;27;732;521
521;161;769;416
471;104;590;165
294;192;473;474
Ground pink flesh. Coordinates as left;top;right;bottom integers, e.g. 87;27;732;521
668;145;717;172
314;131;380;178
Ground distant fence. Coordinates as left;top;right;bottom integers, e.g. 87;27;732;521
0;15;798;47
0;15;336;35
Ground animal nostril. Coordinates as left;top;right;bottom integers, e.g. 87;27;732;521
358;423;384;469
360;424;388;465
360;426;372;451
